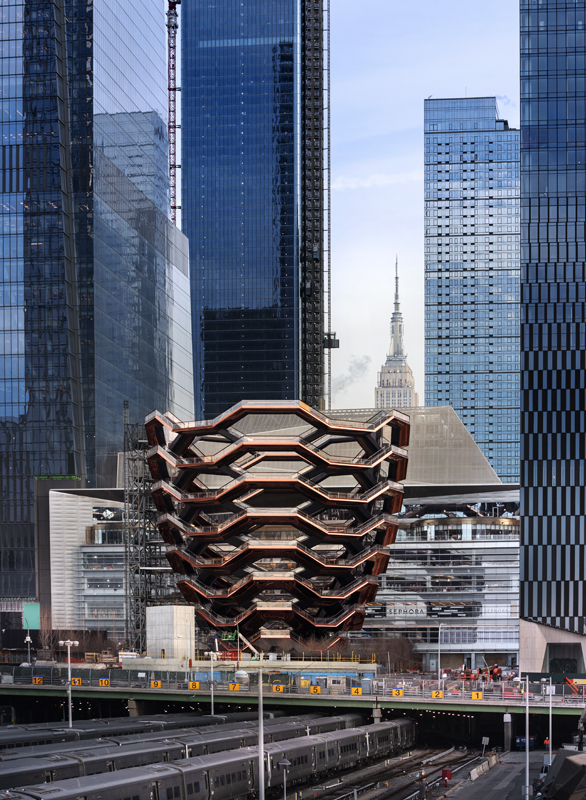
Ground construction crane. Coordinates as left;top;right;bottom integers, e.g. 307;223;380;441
167;1;181;224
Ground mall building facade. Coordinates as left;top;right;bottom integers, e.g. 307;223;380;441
331;406;520;670
365;511;520;671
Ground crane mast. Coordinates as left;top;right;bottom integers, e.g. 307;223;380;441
167;1;180;224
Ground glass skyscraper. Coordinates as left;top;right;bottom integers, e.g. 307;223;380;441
0;0;193;604
521;0;586;643
424;97;521;483
182;0;327;418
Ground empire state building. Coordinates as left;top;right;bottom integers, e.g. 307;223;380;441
375;260;419;409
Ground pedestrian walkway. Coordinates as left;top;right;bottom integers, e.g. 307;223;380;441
447;751;543;799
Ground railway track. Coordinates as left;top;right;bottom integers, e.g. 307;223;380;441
298;747;479;800
296;746;443;799
377;751;480;799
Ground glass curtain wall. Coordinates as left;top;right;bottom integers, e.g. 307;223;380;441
83;0;194;485
521;0;586;632
0;0;71;597
182;1;303;418
0;0;194;602
424;97;521;483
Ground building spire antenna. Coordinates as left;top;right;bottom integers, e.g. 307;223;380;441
394;255;400;311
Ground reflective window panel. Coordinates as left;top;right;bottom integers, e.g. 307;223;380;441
520;0;586;634
424;97;521;483
182;0;326;418
0;0;194;599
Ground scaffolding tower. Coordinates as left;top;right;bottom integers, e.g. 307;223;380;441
123;402;181;652
167;0;181;225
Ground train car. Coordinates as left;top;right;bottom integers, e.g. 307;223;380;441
0;715;323;762
0;711;283;752
305;714;364;734
393;718;417;750
0;720;416;800
0;717;347;788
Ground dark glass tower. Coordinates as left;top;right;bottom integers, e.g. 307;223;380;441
0;0;193;606
182;0;326;418
521;0;586;637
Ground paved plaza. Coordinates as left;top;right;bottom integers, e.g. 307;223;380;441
448;751;544;800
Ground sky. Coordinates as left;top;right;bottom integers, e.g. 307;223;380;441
329;0;520;410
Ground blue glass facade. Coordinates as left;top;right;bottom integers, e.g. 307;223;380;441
424;98;521;483
0;0;193;600
182;0;325;418
521;0;586;633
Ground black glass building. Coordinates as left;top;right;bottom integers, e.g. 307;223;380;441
521;0;586;656
0;0;193;609
182;0;327;418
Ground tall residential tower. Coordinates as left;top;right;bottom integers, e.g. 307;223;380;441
520;0;586;670
182;0;330;418
375;260;419;409
424;97;520;483
0;0;193;616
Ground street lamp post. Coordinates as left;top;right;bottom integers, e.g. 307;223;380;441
205;651;216;715
23;616;32;666
525;675;530;799
58;639;79;728
278;759;291;800
258;655;265;800
549;675;553;768
185;619;189;681
437;623;443;684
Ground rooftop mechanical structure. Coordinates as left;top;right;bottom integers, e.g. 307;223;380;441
145;401;409;646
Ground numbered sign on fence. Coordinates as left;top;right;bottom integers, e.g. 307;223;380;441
99;678;110;687
309;685;321;694
229;683;240;691
71;678;82;686
432;690;443;699
272;684;284;693
188;682;199;690
472;691;483;700
392;688;404;697
351;687;363;696
151;680;162;689
32;676;43;685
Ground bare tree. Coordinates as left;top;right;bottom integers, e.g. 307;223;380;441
38;608;56;657
351;636;421;671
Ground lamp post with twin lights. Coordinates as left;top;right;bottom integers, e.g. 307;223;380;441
59;639;78;727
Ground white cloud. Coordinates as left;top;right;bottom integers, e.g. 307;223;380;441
332;170;423;192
